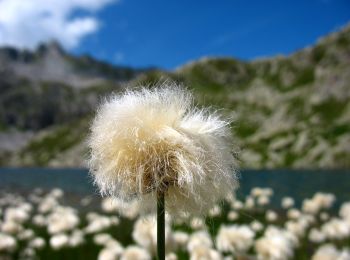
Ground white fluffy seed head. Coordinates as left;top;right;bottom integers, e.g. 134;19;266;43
88;83;238;215
132;215;174;255
216;225;255;254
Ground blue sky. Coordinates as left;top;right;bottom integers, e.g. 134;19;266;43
1;0;349;69
73;0;350;69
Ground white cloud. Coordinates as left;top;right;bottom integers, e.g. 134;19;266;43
0;0;117;49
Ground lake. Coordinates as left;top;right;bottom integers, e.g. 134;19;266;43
1;168;350;209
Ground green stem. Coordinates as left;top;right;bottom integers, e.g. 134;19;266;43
157;190;165;260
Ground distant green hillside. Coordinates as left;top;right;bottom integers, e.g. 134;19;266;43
1;24;349;168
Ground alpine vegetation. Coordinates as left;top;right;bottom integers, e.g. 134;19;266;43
1;187;350;259
87;82;238;215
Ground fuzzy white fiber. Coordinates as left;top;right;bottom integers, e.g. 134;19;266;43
88;83;238;215
216;224;255;254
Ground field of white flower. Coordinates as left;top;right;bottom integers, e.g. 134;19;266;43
1;187;350;260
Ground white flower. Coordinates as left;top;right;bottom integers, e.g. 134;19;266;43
166;252;178;260
250;221;264;232
227;211;238;221
216;225;255;254
340;202;350;221
85;215;116;234
50;233;69;250
266;210;278;222
244;196;255;210
69;230;85;247
190;217;205;230
312;244;350;260
38;197;59;213
208;205;222;217
50;189;64;198
281;197;294;209
255;226;298;260
98;246;123;260
257;195;270;206
251;187;273;197
47;207;80;234
321;218;350;240
4;207;30;224
0;233;17;252
98;240;124;260
132;215;174;255
287;209;301;220
302;193;335;215
285;220;307;238
308;228;326;243
98;247;120;260
119;199;141;219
33;214;47;227
187;231;213;252
29;237;46;249
88;84;238;215
173;231;189;250
1;220;23;234
190;246;222;260
302;199;320;215
231;200;243;210
18;229;34;240
94;233;114;245
101;197;120;213
120;245;151;260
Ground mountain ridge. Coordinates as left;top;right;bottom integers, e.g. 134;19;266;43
0;24;349;168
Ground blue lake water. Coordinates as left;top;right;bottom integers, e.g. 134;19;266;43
1;168;350;209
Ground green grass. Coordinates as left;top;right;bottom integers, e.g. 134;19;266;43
20;119;87;165
313;98;348;122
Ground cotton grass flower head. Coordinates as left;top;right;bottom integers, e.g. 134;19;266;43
69;230;85;247
94;233;114;246
29;237;46;249
302;193;335;215
340;202;350;222
132;215;174;255
98;247;121;260
165;252;178;260
216;224;255;254
88;83;238;215
4;207;30;224
308;228;326;243
0;233;17;252
281;197;295;209
50;233;69;250
97;239;124;260
250;221;264;232
47;207;79;234
227;211;239;221
120;245;151;260
190;246;222;260
84;214;116;234
187;230;213;252
321;218;350;240
173;231;189;250
1;220;23;234
255;226;298;260
266;210;278;222
312;244;350;260
18;229;34;241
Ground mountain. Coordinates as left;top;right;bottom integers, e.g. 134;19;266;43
0;41;150;130
0;25;349;168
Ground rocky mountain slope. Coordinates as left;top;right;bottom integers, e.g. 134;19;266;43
1;24;349;168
